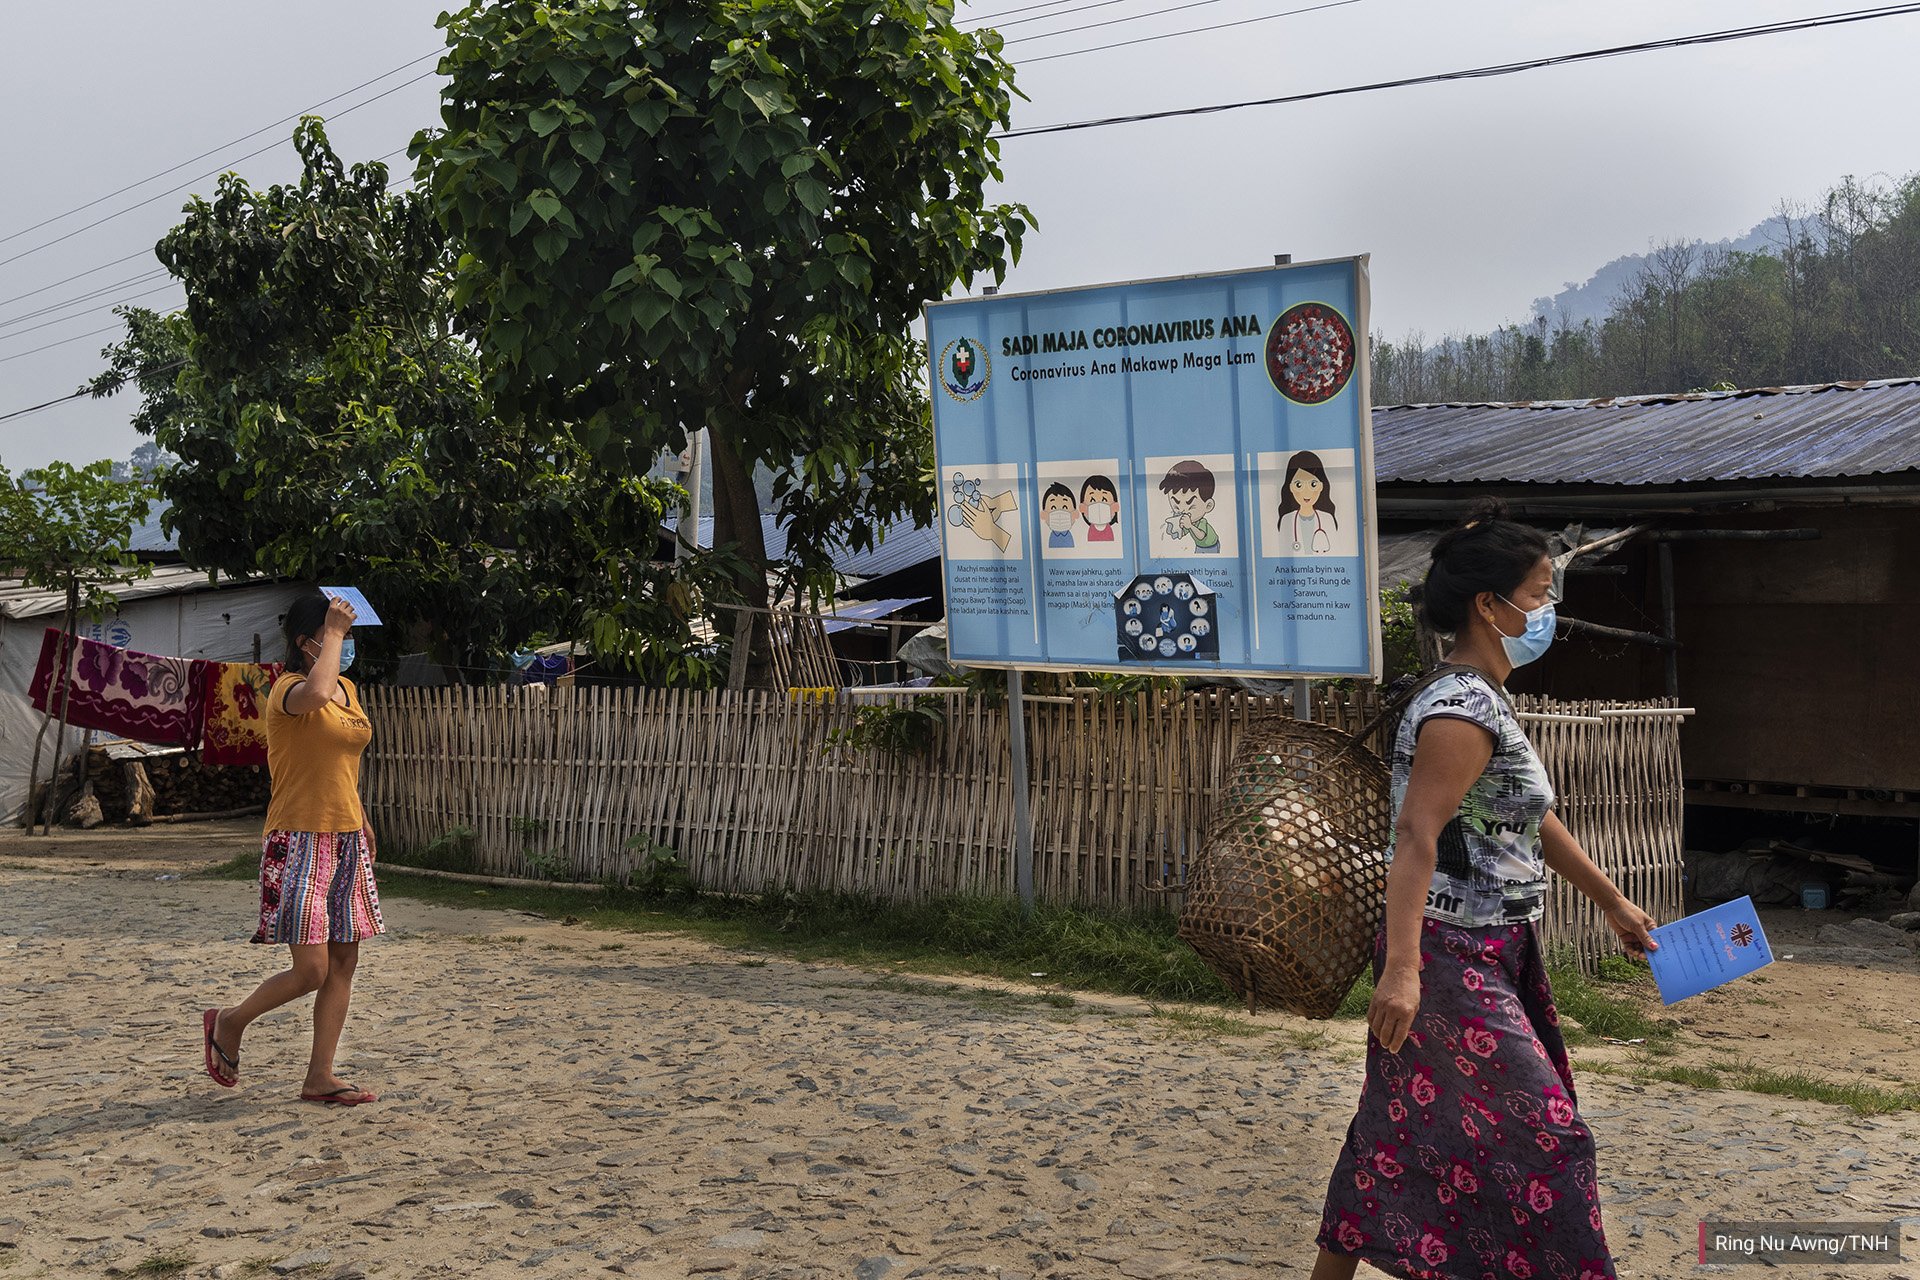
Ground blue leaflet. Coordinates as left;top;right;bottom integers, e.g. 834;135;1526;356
1646;895;1774;1004
320;587;383;626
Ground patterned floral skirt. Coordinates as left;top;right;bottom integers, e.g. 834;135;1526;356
1316;919;1616;1280
252;827;386;946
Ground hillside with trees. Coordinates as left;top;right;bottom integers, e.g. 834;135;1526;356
1371;173;1920;405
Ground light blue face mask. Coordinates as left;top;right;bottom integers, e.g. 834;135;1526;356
338;636;356;673
1496;596;1556;667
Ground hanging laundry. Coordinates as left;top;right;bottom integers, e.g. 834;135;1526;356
199;661;285;767
520;654;574;687
28;629;209;747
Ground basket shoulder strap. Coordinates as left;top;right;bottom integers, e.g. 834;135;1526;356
1349;662;1485;754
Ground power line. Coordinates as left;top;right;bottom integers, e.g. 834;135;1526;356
0;359;187;426
971;0;1144;31
0;322;131;366
961;0;1085;25
0;387;89;424
1014;0;1358;54
0;146;416;360
1003;0;1241;43
0;249;158;313
0;268;171;332
0;68;442;274
0;282;184;344
0;50;443;249
1003;2;1920;131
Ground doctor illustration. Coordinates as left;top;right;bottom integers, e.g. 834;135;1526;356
1276;450;1339;554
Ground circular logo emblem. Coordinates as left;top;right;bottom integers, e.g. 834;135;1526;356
1265;302;1356;405
938;337;991;402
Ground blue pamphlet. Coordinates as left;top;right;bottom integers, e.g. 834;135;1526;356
319;586;382;626
1645;895;1773;1004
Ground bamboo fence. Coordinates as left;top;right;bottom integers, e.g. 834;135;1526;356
359;685;1684;974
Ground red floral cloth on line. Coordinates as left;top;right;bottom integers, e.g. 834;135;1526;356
27;629;208;747
199;661;284;766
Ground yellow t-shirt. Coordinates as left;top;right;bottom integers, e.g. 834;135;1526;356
263;673;373;834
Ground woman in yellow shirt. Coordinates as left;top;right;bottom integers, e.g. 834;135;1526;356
204;591;384;1105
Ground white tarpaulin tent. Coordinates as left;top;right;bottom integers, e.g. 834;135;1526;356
0;567;306;822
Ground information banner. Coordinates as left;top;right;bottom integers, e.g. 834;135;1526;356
925;258;1379;677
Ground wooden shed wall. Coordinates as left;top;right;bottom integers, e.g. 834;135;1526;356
1670;505;1920;794
1495;502;1920;795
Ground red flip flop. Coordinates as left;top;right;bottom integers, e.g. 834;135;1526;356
203;1009;238;1088
300;1086;378;1107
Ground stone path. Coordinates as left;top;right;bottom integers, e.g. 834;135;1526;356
2;865;1917;1279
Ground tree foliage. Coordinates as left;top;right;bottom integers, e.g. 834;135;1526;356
0;460;155;618
98;120;716;681
1372;173;1920;403
413;0;1030;610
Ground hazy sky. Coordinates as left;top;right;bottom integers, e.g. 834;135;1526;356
2;0;1916;471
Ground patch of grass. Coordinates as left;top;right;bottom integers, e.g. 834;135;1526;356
599;942;626;952
200;853;259;880
1603;1055;1920;1116
1546;964;1671;1044
369;870;1237;1005
1640;1064;1725;1090
1146;1005;1264;1038
737;958;768;968
1710;1061;1920;1116
1282;1027;1333;1051
133;1253;193;1277
1593;955;1641;984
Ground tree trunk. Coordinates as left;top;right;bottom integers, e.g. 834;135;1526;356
705;420;774;688
40;586;80;835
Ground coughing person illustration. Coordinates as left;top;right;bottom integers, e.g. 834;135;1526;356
1158;460;1221;553
1277;450;1338;554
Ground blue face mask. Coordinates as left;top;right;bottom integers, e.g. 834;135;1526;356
338;636;356;673
1496;596;1556;668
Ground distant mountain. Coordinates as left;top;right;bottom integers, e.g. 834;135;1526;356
1529;217;1786;330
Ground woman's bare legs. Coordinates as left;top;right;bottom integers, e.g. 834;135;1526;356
211;943;331;1079
1310;1250;1360;1280
303;941;366;1098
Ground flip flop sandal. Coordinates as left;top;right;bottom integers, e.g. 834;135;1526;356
300;1086;378;1107
203;1009;238;1088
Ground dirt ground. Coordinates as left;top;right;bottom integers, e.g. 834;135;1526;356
3;828;1918;1280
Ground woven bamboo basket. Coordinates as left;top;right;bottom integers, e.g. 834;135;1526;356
1178;715;1393;1019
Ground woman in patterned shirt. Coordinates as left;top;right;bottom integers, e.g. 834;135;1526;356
1312;499;1658;1280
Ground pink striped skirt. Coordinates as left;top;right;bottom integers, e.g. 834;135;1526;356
252;827;386;946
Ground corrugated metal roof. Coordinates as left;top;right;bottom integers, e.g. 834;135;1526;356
0;565;264;620
662;509;937;583
1374;378;1920;486
835;516;940;582
820;596;931;634
128;507;175;554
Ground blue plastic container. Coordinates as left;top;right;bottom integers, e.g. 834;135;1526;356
1800;882;1831;910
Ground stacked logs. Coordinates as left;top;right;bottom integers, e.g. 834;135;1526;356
85;743;270;825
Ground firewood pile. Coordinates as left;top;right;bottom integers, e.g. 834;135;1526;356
85;741;270;825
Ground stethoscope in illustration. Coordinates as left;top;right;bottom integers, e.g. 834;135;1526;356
1282;509;1334;554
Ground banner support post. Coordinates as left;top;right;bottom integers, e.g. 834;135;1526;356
1008;669;1036;917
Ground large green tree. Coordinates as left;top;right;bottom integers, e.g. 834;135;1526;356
413;0;1029;651
99;120;717;681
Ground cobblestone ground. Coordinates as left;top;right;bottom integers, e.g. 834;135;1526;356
2;865;1917;1280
